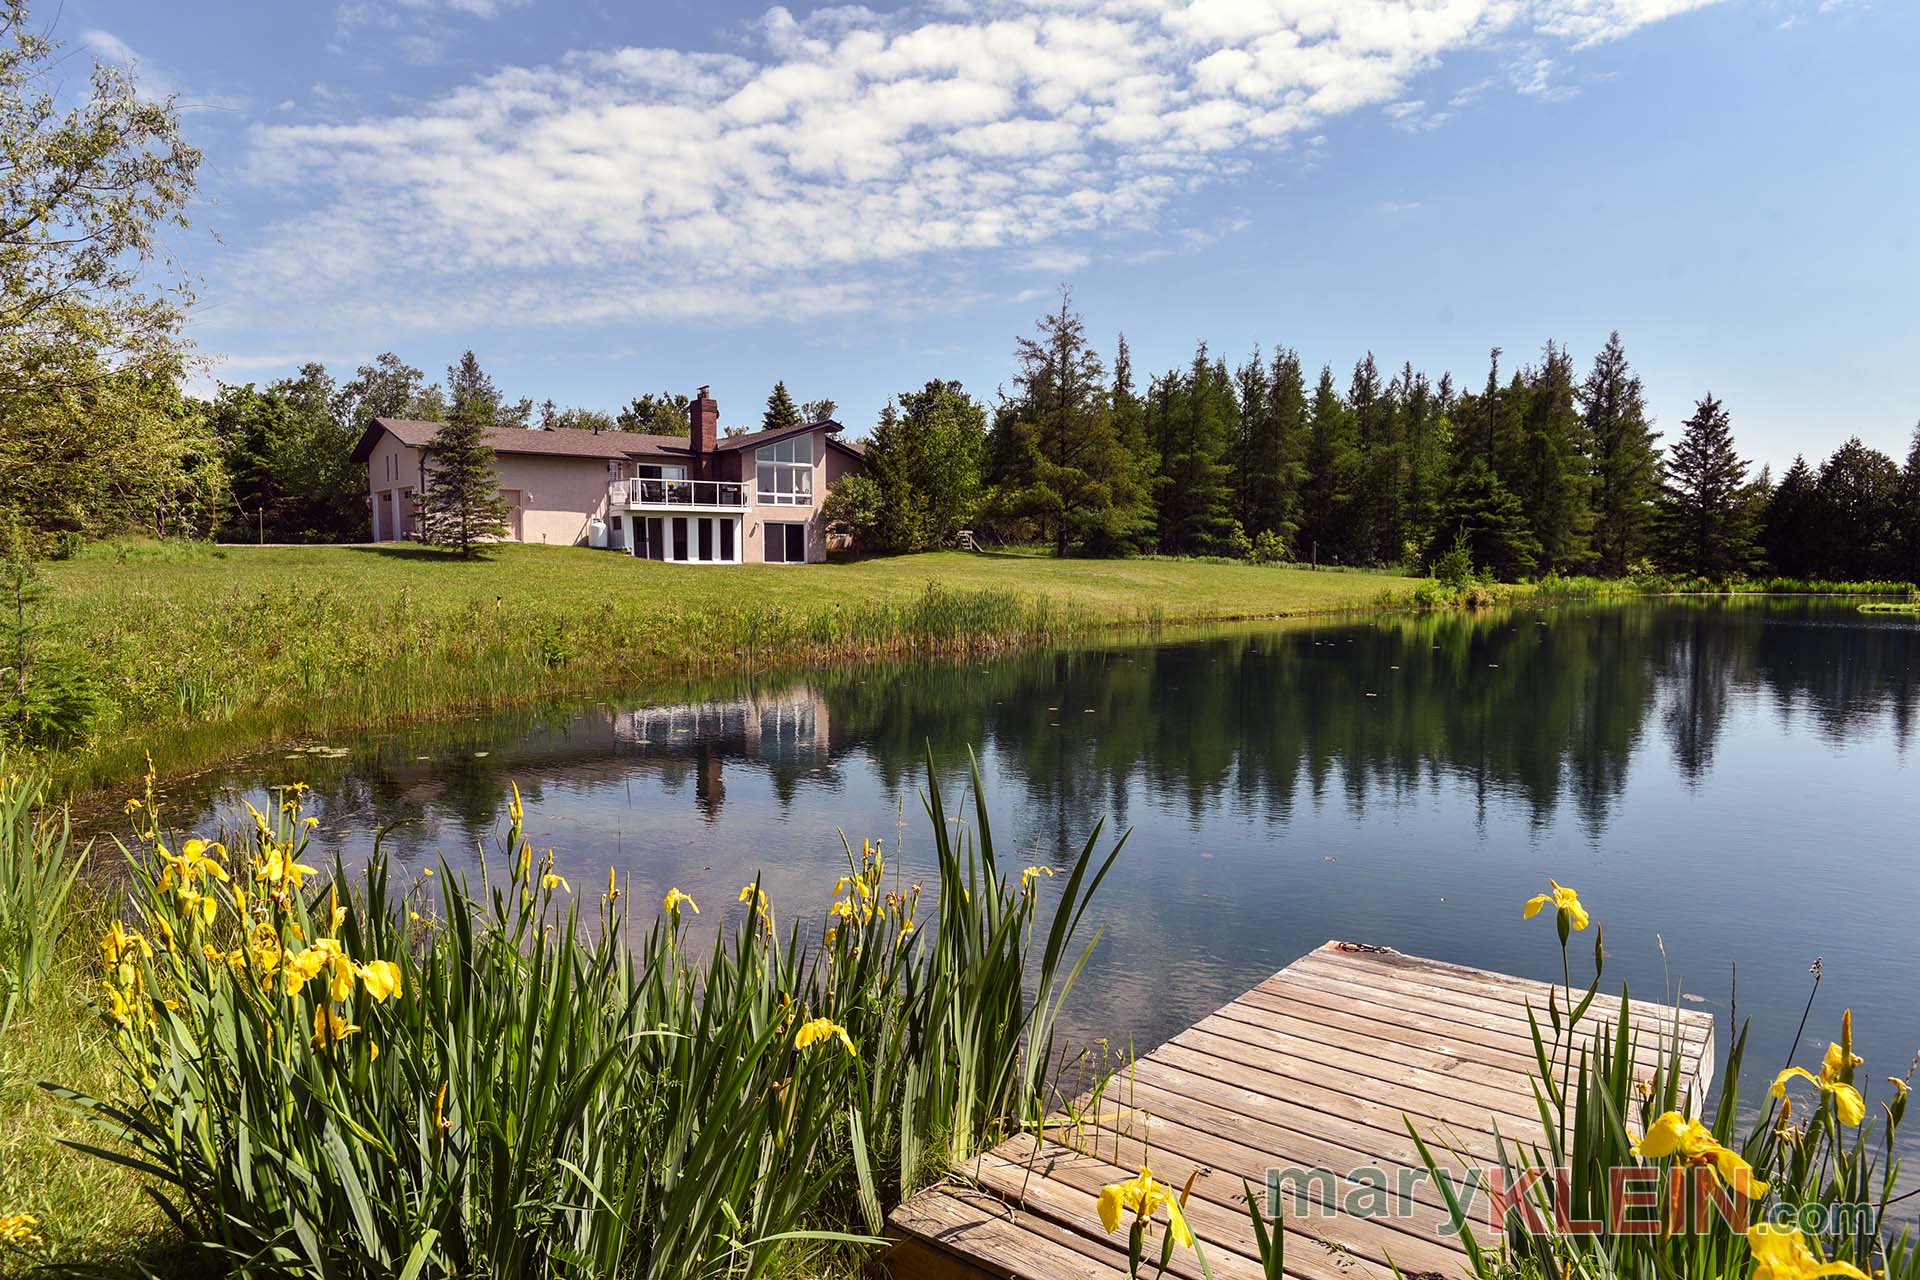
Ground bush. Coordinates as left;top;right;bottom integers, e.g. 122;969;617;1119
1249;529;1288;565
55;754;1121;1278
1431;533;1476;591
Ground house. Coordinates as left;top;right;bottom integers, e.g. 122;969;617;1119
351;387;865;563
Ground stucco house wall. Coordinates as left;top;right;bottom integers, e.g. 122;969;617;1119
356;407;856;562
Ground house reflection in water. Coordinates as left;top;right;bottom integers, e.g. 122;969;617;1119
611;688;834;821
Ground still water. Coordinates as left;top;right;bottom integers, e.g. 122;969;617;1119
137;599;1919;1100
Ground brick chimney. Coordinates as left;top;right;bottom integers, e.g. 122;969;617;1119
690;385;718;454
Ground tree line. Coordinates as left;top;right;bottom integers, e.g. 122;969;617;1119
835;291;1920;584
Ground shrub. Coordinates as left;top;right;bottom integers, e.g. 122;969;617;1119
1249;530;1288;565
1431;533;1476;591
55;753;1121;1278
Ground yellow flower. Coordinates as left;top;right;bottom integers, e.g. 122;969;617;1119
311;1005;362;1050
0;1212;44;1247
508;781;524;824
1522;879;1590;931
1096;1166;1195;1249
1630;1112;1768;1198
1746;1225;1871;1280
541;871;570;893
1020;865;1055;892
358;960;402;1002
1771;1066;1866;1128
100;920;152;971
255;846;318;890
794;1016;857;1057
662;888;698;916
605;867;621;905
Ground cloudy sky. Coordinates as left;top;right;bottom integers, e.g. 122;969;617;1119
63;0;1916;467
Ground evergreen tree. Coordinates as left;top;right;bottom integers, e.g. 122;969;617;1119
762;381;802;433
1152;345;1240;555
1429;461;1541;580
1397;363;1446;561
1109;335;1158;553
1813;438;1902;580
1895;426;1920;584
1761;455;1821;578
1655;394;1757;578
801;398;838;425
1514;340;1592;573
982;290;1152;556
1232;347;1269;535
1350;353;1403;564
1579;332;1660;576
831;380;988;553
418;351;511;558
1297;366;1357;565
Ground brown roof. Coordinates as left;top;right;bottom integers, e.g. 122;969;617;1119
353;418;688;464
352;416;856;465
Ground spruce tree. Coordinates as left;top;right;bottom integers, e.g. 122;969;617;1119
1153;344;1239;555
1761;456;1821;578
1298;366;1356;565
1429;461;1540;580
1579;332;1660;576
1813;438;1902;580
762;381;802;433
1515;340;1592;573
1398;364;1445;560
419;351;510;558
1896;426;1920;584
1655;394;1757;578
983;290;1152;556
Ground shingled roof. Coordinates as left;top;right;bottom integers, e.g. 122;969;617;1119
352;416;853;466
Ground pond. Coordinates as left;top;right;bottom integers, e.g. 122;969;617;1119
130;598;1919;1103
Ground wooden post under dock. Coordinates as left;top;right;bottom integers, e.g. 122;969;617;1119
885;940;1716;1280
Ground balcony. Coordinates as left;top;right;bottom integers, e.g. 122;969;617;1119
610;478;748;509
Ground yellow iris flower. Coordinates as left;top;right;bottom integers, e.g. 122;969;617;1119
508;781;523;824
1771;1054;1867;1128
1747;1225;1871;1280
1021;866;1055;892
0;1213;44;1247
794;1016;857;1057
663;888;698;916
1522;878;1590;931
311;1005;362;1050
1630;1111;1769;1198
1097;1165;1195;1249
358;959;402;1002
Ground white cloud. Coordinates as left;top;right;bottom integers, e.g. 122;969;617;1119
81;28;250;114
233;0;1725;330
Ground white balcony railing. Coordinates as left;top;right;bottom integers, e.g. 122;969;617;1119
610;478;749;508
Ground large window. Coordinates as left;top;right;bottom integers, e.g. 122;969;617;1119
764;521;808;564
756;435;813;505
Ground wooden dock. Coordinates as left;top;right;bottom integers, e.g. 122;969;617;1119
885;941;1715;1280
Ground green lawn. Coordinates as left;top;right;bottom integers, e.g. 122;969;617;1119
34;541;1414;791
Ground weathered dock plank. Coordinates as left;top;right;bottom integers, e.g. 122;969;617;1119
885;940;1717;1280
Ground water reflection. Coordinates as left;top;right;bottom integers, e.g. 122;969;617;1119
132;599;1918;1107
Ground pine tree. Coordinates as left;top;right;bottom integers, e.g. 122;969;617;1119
1514;340;1592;573
1813;438;1902;580
1761;456;1821;578
418;351;510;558
1429;461;1541;580
1398;364;1446;561
1896;426;1920;584
983;290;1152;556
1579;332;1661;576
1153;344;1240;555
1655;394;1757;578
762;381;802;433
1298;366;1356;565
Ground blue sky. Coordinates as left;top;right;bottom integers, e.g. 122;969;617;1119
61;0;1918;470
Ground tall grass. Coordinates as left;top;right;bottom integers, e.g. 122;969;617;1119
39;750;1121;1277
0;760;86;1029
